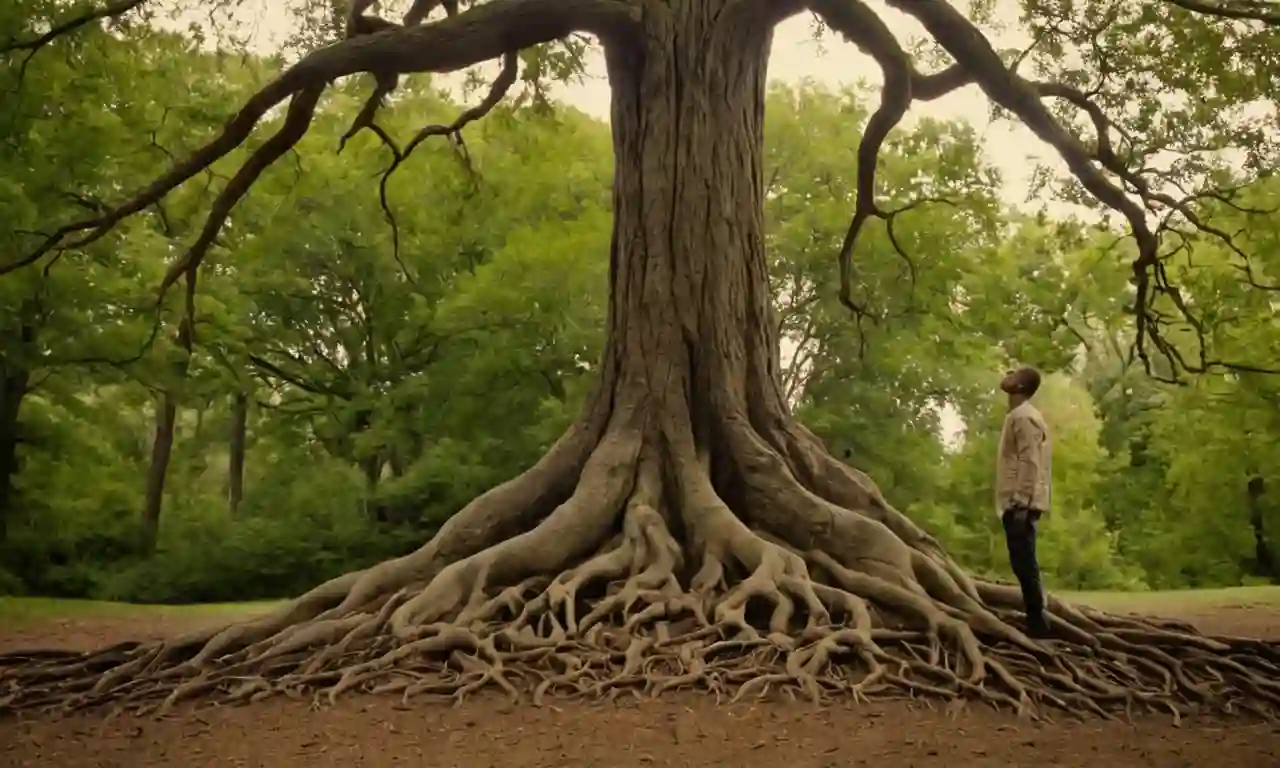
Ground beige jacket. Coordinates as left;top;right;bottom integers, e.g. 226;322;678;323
995;400;1052;516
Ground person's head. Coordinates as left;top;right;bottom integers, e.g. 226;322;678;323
1000;366;1041;405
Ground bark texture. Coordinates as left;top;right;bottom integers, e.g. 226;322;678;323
2;0;1279;725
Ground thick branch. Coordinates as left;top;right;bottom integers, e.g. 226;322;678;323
157;84;324;301
1162;0;1280;25
336;0;468;154
815;0;1264;377
404;0;462;27
883;0;1276;378
1033;80;1278;375
882;0;1154;252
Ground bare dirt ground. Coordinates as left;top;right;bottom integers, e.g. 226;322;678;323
2;603;1278;768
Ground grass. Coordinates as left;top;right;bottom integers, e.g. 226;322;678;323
1;587;1276;627
1062;585;1280;614
0;596;281;627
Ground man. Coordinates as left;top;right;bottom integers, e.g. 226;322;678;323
996;366;1052;638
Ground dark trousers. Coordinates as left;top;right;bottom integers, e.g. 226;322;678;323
1001;507;1046;629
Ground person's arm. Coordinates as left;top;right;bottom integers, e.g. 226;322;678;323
1010;415;1043;509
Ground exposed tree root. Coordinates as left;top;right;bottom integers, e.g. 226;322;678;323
3;421;1278;724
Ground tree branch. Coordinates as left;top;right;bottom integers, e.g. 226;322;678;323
3;0;153;95
366;49;520;290
1033;79;1275;293
876;0;1267;379
815;0;1270;378
156;83;325;303
1;0;641;279
1161;0;1280;25
1;0;149;55
808;0;974;321
248;353;351;398
337;0;469;156
404;0;462;27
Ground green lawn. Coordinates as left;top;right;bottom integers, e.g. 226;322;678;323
2;586;1277;628
0;596;281;626
1062;585;1280;614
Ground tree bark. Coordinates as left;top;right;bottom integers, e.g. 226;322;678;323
596;1;926;553
228;391;249;517
141;395;179;554
603;0;781;452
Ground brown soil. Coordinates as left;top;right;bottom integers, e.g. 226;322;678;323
2;603;1278;768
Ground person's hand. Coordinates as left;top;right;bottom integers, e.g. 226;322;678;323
1007;505;1027;525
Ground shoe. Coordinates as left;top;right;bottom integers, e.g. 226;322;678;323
1025;615;1052;639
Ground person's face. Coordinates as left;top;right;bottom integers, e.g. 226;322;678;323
999;369;1022;395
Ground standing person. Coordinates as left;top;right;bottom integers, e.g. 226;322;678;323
996;366;1052;638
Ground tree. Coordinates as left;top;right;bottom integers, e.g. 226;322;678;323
224;81;612;522
0;7;263;546
227;390;249;516
2;0;1278;720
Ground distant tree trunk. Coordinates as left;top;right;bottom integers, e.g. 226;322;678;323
0;320;36;545
350;407;384;519
361;455;381;491
0;362;31;544
142;397;179;553
141;319;193;554
388;445;406;479
1247;476;1273;580
362;452;383;522
228;391;249;517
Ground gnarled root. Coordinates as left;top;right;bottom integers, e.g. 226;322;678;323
2;418;1278;723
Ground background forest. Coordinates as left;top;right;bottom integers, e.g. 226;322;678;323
1;19;1277;605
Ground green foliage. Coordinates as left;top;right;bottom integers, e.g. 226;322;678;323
99;495;415;605
765;81;1005;509
0;20;613;602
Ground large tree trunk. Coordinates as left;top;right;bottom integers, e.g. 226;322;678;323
4;0;1277;721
